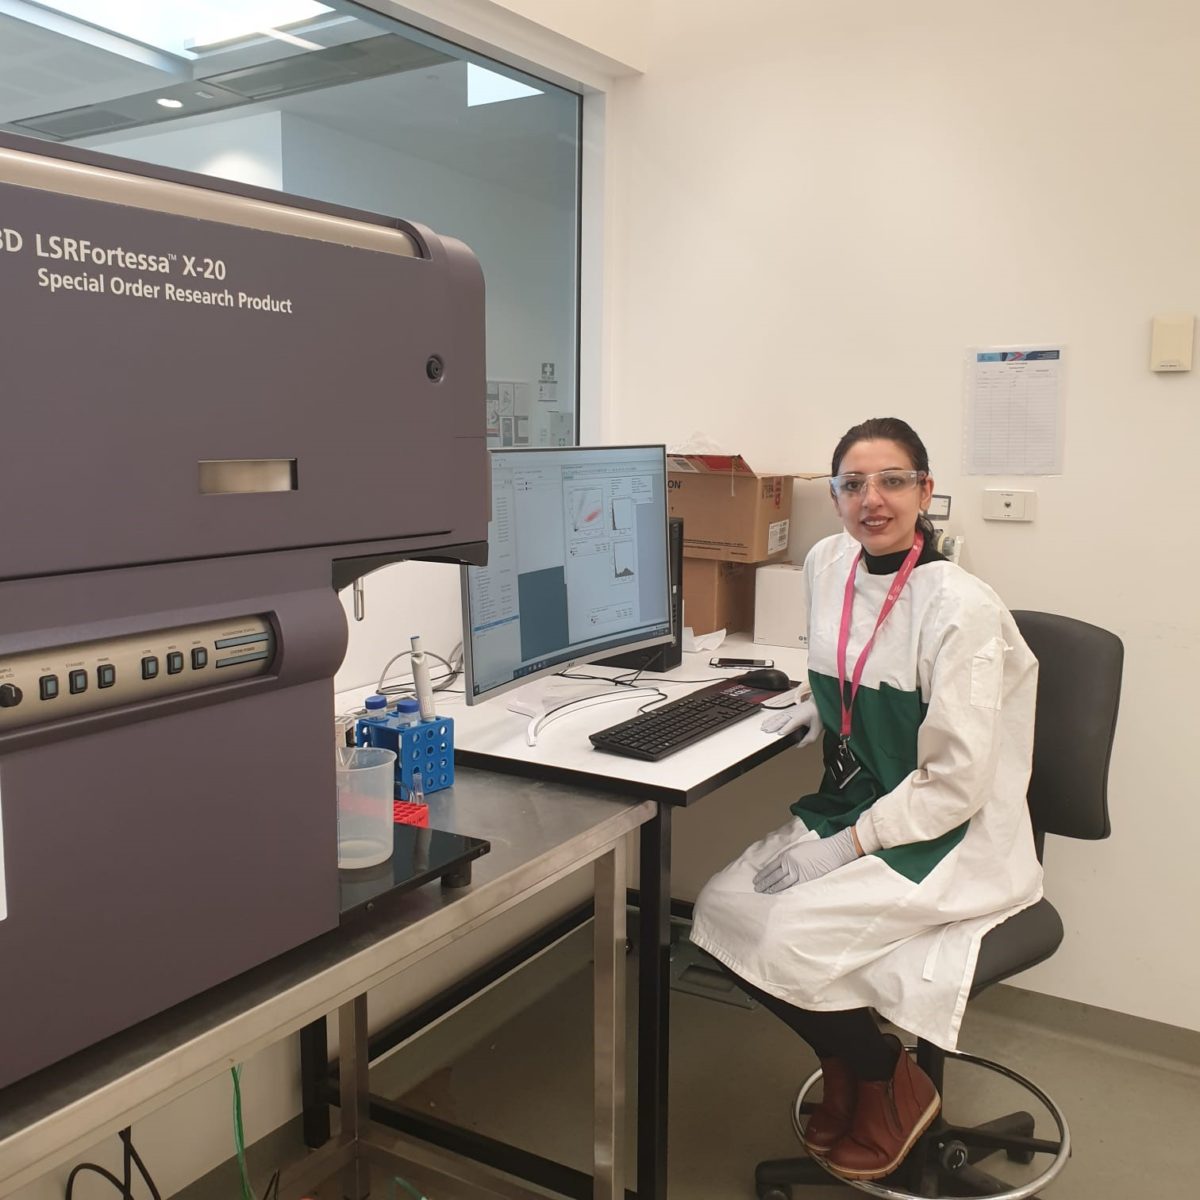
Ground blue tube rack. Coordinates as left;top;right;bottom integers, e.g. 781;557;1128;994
355;712;454;800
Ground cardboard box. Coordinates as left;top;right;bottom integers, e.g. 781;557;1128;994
683;556;757;636
754;562;808;648
667;454;816;562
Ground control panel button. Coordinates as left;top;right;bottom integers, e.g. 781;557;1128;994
191;647;208;670
69;669;88;695
141;656;159;680
39;675;60;700
97;664;116;689
0;683;23;708
166;651;184;675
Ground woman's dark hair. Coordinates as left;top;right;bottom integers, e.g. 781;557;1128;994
831;417;936;541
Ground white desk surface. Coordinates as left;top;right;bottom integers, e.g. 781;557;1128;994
339;634;810;807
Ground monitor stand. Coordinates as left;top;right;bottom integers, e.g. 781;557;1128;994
504;676;663;746
504;675;622;717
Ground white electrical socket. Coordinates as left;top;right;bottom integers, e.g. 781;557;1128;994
982;489;1036;522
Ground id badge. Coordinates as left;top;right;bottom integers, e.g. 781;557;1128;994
830;738;862;791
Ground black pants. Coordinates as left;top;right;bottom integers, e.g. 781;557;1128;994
701;952;897;1080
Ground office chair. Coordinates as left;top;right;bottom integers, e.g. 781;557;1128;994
754;611;1124;1199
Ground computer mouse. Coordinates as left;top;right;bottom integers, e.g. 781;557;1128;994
738;667;792;691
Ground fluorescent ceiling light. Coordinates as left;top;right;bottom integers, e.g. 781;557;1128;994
259;27;322;51
467;64;542;107
29;1;332;59
156;97;184;109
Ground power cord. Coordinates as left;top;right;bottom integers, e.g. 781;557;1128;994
228;1067;286;1200
231;1066;253;1200
64;1128;161;1200
559;669;734;688
375;648;458;697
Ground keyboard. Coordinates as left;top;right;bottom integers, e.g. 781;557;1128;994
589;684;761;761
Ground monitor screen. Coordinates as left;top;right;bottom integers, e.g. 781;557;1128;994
461;445;673;703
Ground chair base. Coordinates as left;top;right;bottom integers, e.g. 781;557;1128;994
756;1048;1070;1200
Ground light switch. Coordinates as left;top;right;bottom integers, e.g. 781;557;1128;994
1150;314;1194;372
983;489;1036;522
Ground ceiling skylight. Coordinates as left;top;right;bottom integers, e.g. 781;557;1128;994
29;1;333;59
467;64;542;107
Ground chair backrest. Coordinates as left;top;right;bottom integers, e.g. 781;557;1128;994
1012;610;1123;841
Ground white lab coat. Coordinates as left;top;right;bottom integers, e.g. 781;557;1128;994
690;533;1043;1049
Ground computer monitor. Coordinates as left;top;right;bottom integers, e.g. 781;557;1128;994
461;445;673;704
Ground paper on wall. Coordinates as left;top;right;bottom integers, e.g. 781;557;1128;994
964;346;1065;475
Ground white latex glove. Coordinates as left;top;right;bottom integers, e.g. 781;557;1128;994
752;826;859;895
761;695;823;748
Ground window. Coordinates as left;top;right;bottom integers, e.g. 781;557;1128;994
0;0;581;445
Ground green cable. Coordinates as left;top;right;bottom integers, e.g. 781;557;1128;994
390;1175;428;1200
231;1069;427;1200
230;1066;254;1200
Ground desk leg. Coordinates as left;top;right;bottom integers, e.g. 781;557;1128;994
300;1018;331;1148
593;841;626;1200
338;995;371;1200
638;805;671;1200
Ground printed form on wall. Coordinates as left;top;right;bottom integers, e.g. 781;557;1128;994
964;346;1065;475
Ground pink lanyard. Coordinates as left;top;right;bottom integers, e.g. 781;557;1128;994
836;532;924;739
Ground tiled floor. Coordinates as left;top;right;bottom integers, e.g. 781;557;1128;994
387;950;1200;1199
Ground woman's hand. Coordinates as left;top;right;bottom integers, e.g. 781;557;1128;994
761;695;823;748
752;826;860;894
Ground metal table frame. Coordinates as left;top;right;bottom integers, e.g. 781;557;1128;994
300;748;798;1200
0;772;654;1200
458;743;799;1200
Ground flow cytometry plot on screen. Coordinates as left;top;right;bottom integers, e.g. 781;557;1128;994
613;540;636;579
570;487;604;531
611;496;634;532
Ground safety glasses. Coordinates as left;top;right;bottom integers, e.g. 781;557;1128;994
829;469;927;499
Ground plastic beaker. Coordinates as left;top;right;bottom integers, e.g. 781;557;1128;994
336;745;396;869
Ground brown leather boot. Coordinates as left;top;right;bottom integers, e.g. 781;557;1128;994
825;1036;940;1180
802;1057;856;1156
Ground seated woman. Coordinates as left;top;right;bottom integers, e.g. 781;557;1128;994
691;417;1042;1181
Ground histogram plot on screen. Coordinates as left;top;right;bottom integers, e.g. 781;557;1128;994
613;541;636;579
611;496;634;532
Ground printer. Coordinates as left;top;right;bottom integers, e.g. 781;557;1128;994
0;133;487;1088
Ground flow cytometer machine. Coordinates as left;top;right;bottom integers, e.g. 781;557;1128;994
0;132;488;1089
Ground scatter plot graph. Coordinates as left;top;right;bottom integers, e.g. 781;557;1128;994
570;487;604;531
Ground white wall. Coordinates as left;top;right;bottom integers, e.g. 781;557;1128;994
484;0;648;67
82;111;284;188
601;0;1200;1031
364;0;648;79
